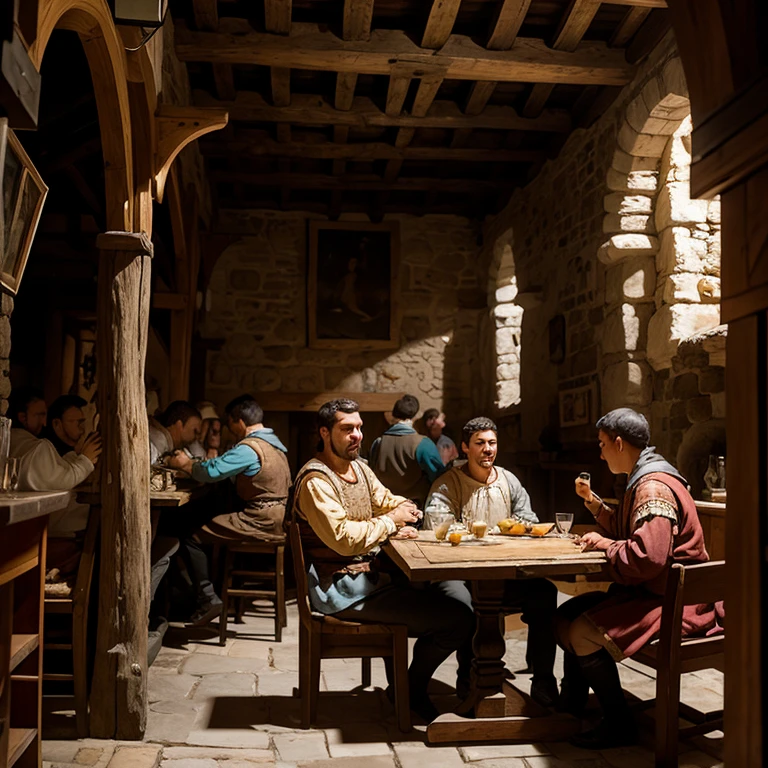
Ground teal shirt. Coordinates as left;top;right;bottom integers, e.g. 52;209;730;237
190;428;288;483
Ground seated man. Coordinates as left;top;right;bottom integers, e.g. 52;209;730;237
369;394;445;508
424;416;558;706
149;400;202;465
43;395;90;457
187;402;222;460
9;388;101;536
422;408;459;465
168;395;291;626
557;408;719;749
292;398;475;723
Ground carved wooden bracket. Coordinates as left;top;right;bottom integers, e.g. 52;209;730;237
154;105;228;202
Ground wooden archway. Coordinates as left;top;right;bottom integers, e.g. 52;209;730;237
666;2;768;766
31;0;135;231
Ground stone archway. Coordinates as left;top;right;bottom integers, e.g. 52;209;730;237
487;227;523;409
598;57;721;421
31;0;135;231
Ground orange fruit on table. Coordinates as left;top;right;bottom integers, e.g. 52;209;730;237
509;523;528;536
449;532;463;546
530;523;555;537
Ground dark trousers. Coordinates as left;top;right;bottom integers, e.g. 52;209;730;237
440;578;558;686
334;575;476;701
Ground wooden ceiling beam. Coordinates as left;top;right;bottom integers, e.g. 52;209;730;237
386;75;411;116
192;0;218;31
271;67;291;107
265;0;292;35
204;136;545;163
343;0;374;41
212;64;236;100
422;0;462;49
175;23;632;85
610;0;665;6
194;91;573;132
487;0;533;50
523;0;601;118
210;171;513;194
610;7;651;47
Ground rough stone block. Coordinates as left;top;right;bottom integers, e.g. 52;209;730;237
657;227;709;275
495;327;520;355
0;293;13;315
661;58;689;104
274;732;329;762
603;303;653;354
672;372;700;400
496;379;521;408
496;362;521;381
108;747;161;768
601;360;653;411
606;256;656;304
708;199;721;224
495;283;518;303
493;303;524;323
607;168;658;193
618;118;669;157
711;392;726;418
611;149;658;174
603;214;654;235
598;234;659;265
662;274;720;304
686;395;713;423
647;304;721;370
604;194;654;216
656;182;709;228
699;366;725;394
625;95;652;134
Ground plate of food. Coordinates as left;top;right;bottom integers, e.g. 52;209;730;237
491;519;556;537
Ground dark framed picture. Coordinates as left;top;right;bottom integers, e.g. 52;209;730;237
308;221;400;349
0;120;48;295
559;382;595;428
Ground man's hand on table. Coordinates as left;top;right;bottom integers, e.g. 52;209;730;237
392;525;419;540
168;450;194;474
579;531;611;552
386;501;422;529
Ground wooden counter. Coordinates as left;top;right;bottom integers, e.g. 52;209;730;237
1;491;72;768
695;499;726;561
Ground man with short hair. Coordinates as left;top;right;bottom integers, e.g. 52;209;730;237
44;395;89;457
422;408;459;465
424;416;559;707
369;394;445;507
168;395;291;625
149;400;203;464
292;398;475;722
557;408;719;749
9;386;48;437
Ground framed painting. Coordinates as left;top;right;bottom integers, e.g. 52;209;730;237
559;382;595;428
308;221;400;349
0;120;48;295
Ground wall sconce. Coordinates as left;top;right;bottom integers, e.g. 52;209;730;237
111;0;169;27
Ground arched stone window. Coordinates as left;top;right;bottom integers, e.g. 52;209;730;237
488;229;523;409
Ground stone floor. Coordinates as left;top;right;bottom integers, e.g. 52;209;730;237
43;599;724;768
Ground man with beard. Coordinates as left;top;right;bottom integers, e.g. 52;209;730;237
424;416;559;707
291;398;475;723
556;408;721;749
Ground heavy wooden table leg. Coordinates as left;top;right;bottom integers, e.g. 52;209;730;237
428;578;580;744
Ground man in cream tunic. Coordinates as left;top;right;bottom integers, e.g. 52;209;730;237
293;398;475;723
424;416;559;707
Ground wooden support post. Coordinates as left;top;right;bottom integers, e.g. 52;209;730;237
90;231;153;740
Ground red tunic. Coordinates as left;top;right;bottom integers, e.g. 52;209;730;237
578;472;724;660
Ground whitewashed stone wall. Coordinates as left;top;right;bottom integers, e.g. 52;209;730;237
201;211;485;426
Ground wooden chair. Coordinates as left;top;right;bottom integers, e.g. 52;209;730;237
43;508;100;738
633;561;725;767
218;539;287;645
289;523;411;732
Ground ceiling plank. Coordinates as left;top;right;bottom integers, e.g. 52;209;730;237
610;7;651;47
211;171;514;194
175;23;633;86
265;0;292;35
271;67;291;107
487;0;533;50
386;75;411;116
343;0;374;41
192;0;218;31
212;64;236;100
465;81;498;115
522;0;601;118
422;0;462;49
194;91;574;132
610;0;665;6
335;71;358;111
204;135;546;163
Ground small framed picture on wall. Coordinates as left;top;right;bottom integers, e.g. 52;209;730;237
0;120;48;295
559;382;595;428
308;221;400;350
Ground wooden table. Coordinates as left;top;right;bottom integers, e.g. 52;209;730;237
1;491;72;768
384;531;608;744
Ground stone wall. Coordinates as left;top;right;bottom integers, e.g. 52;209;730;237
481;33;722;459
200;211;485;428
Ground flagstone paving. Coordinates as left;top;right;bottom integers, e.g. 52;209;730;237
43;599;724;768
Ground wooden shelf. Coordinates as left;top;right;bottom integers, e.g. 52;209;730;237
10;633;38;672
8;727;36;766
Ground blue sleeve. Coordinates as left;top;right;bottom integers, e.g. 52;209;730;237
369;437;381;465
190;444;261;483
415;437;447;484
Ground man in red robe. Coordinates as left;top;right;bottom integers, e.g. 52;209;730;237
557;408;723;749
